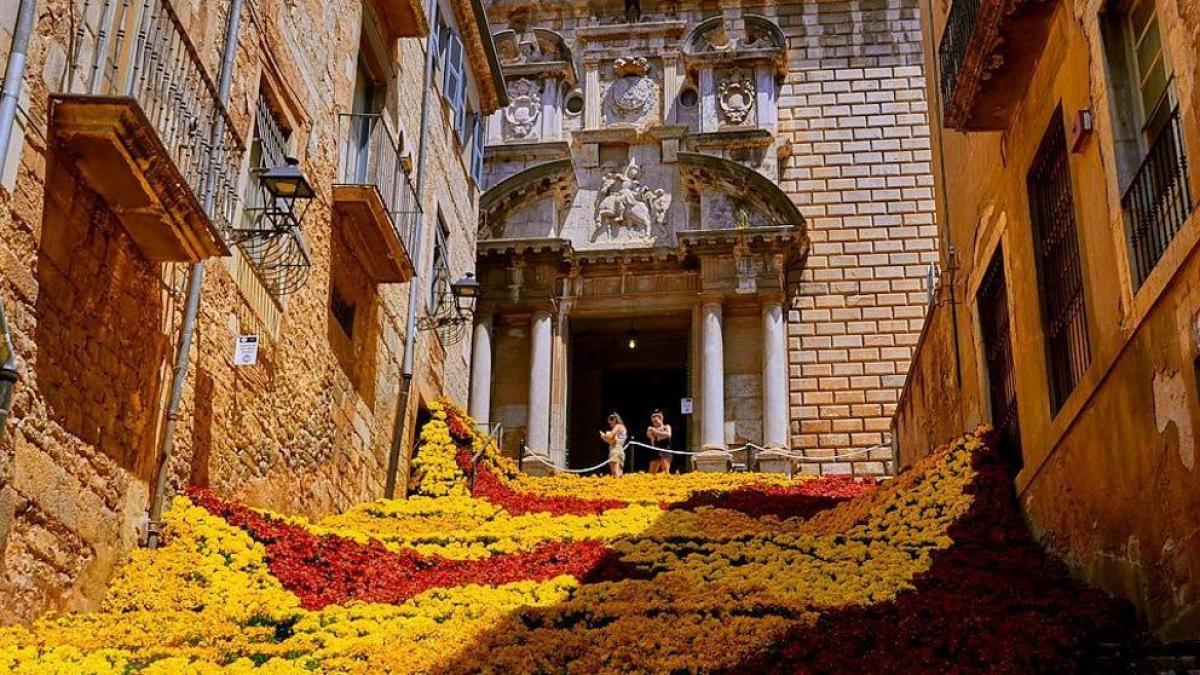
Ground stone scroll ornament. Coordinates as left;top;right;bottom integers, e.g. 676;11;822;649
604;57;657;125
593;157;672;240
504;79;541;139
719;70;755;125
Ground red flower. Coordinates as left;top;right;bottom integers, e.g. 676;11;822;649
188;488;636;610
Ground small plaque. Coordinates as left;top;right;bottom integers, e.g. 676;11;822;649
680;398;694;415
234;335;259;366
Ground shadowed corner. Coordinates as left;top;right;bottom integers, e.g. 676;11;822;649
423;435;1139;675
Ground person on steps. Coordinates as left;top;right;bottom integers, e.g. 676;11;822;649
646;409;673;474
601;412;628;478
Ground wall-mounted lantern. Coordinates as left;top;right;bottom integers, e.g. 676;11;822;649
418;272;482;345
231;156;315;296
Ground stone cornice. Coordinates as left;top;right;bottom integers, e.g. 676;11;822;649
448;0;508;113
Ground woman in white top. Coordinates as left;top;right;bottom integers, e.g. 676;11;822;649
600;412;627;478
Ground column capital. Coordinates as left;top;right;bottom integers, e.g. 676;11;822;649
700;293;725;309
758;291;786;308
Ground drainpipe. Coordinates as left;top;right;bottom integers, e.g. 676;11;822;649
146;0;242;548
384;0;439;498
0;0;35;442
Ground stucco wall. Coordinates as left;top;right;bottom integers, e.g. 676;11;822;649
900;0;1200;637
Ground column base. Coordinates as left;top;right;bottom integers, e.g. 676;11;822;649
754;447;795;476
692;448;731;473
520;449;556;477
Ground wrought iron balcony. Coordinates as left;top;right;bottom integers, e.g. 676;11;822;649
938;0;1059;130
50;0;244;261
333;113;419;283
1123;106;1195;287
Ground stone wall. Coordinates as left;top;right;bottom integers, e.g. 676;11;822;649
0;0;485;623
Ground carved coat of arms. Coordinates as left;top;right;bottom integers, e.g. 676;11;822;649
719;70;755;125
503;79;541;139
593;157;672;240
604;58;657;124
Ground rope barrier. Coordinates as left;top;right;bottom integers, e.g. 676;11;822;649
520;440;890;473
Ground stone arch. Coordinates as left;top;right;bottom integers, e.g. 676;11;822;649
683;14;785;56
677;151;805;231
479;159;577;238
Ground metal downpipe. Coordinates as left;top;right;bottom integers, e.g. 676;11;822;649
384;0;438;498
146;0;243;548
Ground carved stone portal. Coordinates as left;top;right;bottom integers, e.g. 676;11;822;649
593;157;672;240
719;70;755;125
504;79;541;139
604;58;657;125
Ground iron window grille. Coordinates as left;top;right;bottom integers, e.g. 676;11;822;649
977;249;1021;468
1027;109;1091;414
235;93;312;297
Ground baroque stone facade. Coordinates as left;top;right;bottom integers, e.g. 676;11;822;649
474;0;938;475
0;0;502;622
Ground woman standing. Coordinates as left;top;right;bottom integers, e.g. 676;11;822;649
646;409;673;474
600;412;628;478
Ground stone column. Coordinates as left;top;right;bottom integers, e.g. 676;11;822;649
468;314;493;427
761;299;789;448
585;61;601;130
662;56;681;124
527;310;553;457
699;67;717;133
700;300;726;449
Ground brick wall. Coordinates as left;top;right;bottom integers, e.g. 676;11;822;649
777;0;938;475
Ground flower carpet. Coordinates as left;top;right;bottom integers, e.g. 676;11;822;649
0;399;1135;673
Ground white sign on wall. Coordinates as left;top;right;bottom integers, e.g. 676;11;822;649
680;398;694;415
234;335;259;366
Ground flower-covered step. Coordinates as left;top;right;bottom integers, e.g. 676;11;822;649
0;404;1137;674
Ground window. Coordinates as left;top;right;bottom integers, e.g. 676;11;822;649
1027;109;1091;413
977;248;1021;469
1104;0;1194;286
428;214;450;312
227;91;291;336
330;285;356;339
1125;0;1170;142
469;112;485;187
438;13;467;142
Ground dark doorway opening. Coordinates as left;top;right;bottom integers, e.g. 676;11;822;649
568;314;690;472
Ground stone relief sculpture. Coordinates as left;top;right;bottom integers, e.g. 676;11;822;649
719;70;755;125
593;157;672;240
604;58;657;125
504;79;541;139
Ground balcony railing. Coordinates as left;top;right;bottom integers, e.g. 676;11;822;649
334;112;419;282
937;0;1058;130
1123;106;1195;288
938;0;979;116
57;0;244;256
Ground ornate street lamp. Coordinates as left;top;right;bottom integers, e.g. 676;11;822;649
418;272;481;345
231;156;315;296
